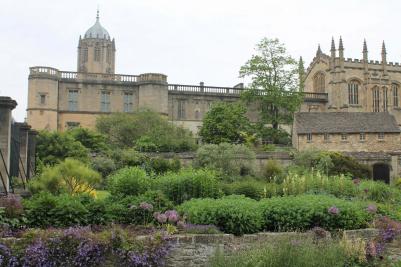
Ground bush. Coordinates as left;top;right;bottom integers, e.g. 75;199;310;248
144;157;181;175
107;167;152;197
359;180;401;203
67;127;109;154
258;127;291;145
194;143;256;179
28;159;101;196
23;193;90;228
263;160;284;182
258;194;374;231
178;195;262;235
156;168;221;204
111;148;147;169
90;156;116;178
222;179;266;200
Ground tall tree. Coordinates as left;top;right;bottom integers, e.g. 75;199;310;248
240;38;302;129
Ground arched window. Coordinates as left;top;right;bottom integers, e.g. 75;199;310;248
348;80;359;105
313;72;325;93
94;47;101;62
373;87;380;112
83;48;88;62
383;87;388;112
393;84;399;108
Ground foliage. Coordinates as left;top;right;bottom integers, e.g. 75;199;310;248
240;38;302;130
107;167;152;197
144;157;181;175
258;194;374;231
90;155;117;178
178;195;262;235
96;110;196;152
199;102;252;144
180;224;221;235
0;226;171;267
293;150;371;178
359;180;401;204
194;143;256;178
67;127;109;154
36;130;89;166
210;236;374;267
222;179;266;200
258;127;291;145
263;159;284;182
29;159;101;196
156;168;221;204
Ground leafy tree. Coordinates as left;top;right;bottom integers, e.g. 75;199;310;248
67;127;109;154
29;158;101;195
36;131;89;166
199;102;252;144
96;110;196;152
240;38;303;130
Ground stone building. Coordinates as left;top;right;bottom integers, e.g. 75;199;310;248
26;11;252;133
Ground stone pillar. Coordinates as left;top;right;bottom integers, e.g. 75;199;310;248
137;73;168;115
0;97;17;193
27;129;38;179
15;122;31;181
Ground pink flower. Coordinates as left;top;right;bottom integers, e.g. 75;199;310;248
139;202;153;211
156;214;167;224
366;204;377;214
165;210;179;223
328;206;340;215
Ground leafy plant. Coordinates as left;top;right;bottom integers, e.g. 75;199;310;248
263;160;284;182
222;179;266;200
107;167;152;197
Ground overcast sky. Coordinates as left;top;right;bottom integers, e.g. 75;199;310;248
1;0;400;121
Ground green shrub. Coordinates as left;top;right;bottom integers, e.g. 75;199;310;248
156;168;221;204
194;143;256;179
28;159;101;195
263;160;284;182
144;157;181;175
258;194;374;231
23;193;89;228
67;127;109;154
178;195;262;235
107;167;152;197
223;179;266;200
359;180;401;203
90;156;116;178
111;148;147;169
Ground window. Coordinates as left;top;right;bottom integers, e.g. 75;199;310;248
94;47;101;62
68;90;79;111
83;48;88;62
348;81;359;105
360;133;365;141
66;122;80;130
341;133;348;141
313;72;325;93
39;94;46;105
378;132;384;140
100;91;111;112
323;133;330;141
123;92;133;113
373;87;380;112
177;99;186;119
106;48;111;63
306;133;312;142
383;87;388;112
393;84;399;108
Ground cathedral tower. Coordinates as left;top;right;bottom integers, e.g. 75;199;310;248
77;10;115;74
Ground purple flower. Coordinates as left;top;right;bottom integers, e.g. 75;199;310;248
328;206;340;215
165;210;179;223
366;204;377;214
157;214;167;224
139;202;153;211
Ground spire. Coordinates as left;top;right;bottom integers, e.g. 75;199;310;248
339;36;344;51
96;8;99;21
316;44;322;56
298;56;305;91
382;41;387;55
363;39;368;53
382;41;387;75
330;37;336;52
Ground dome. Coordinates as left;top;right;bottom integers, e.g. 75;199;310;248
84;11;110;39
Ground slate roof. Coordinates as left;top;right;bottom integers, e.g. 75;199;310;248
294;112;400;134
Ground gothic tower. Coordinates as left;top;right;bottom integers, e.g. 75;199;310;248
77;10;115;74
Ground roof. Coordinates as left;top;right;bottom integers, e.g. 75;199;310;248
294;112;400;134
84;11;110;40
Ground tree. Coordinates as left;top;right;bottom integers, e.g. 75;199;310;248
36;131;89;166
199;102;252;144
240;38;303;130
67;127;109;154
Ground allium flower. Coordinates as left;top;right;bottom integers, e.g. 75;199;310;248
366;241;377;257
157;214;167;224
139;202;153;211
328;206;340;215
366;204;377;214
352;178;361;185
177;221;186;229
165;210;179;223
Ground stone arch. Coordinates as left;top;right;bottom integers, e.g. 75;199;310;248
313;72;325;93
372;162;390;184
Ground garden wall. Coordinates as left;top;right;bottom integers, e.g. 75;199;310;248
163;229;400;267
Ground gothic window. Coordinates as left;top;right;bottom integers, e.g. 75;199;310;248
348;81;359;105
83;48;88;62
383;87;388;112
100;91;111;112
393;84;399;108
313;72;325;93
373;87;380;112
107;48;111;63
177;100;186;119
68;90;79;111
94;47;101;62
123;92;133;113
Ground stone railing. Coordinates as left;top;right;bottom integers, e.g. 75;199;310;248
168;84;244;95
29;67;139;83
303;92;328;102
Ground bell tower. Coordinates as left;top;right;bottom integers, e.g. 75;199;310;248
77;10;115;74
